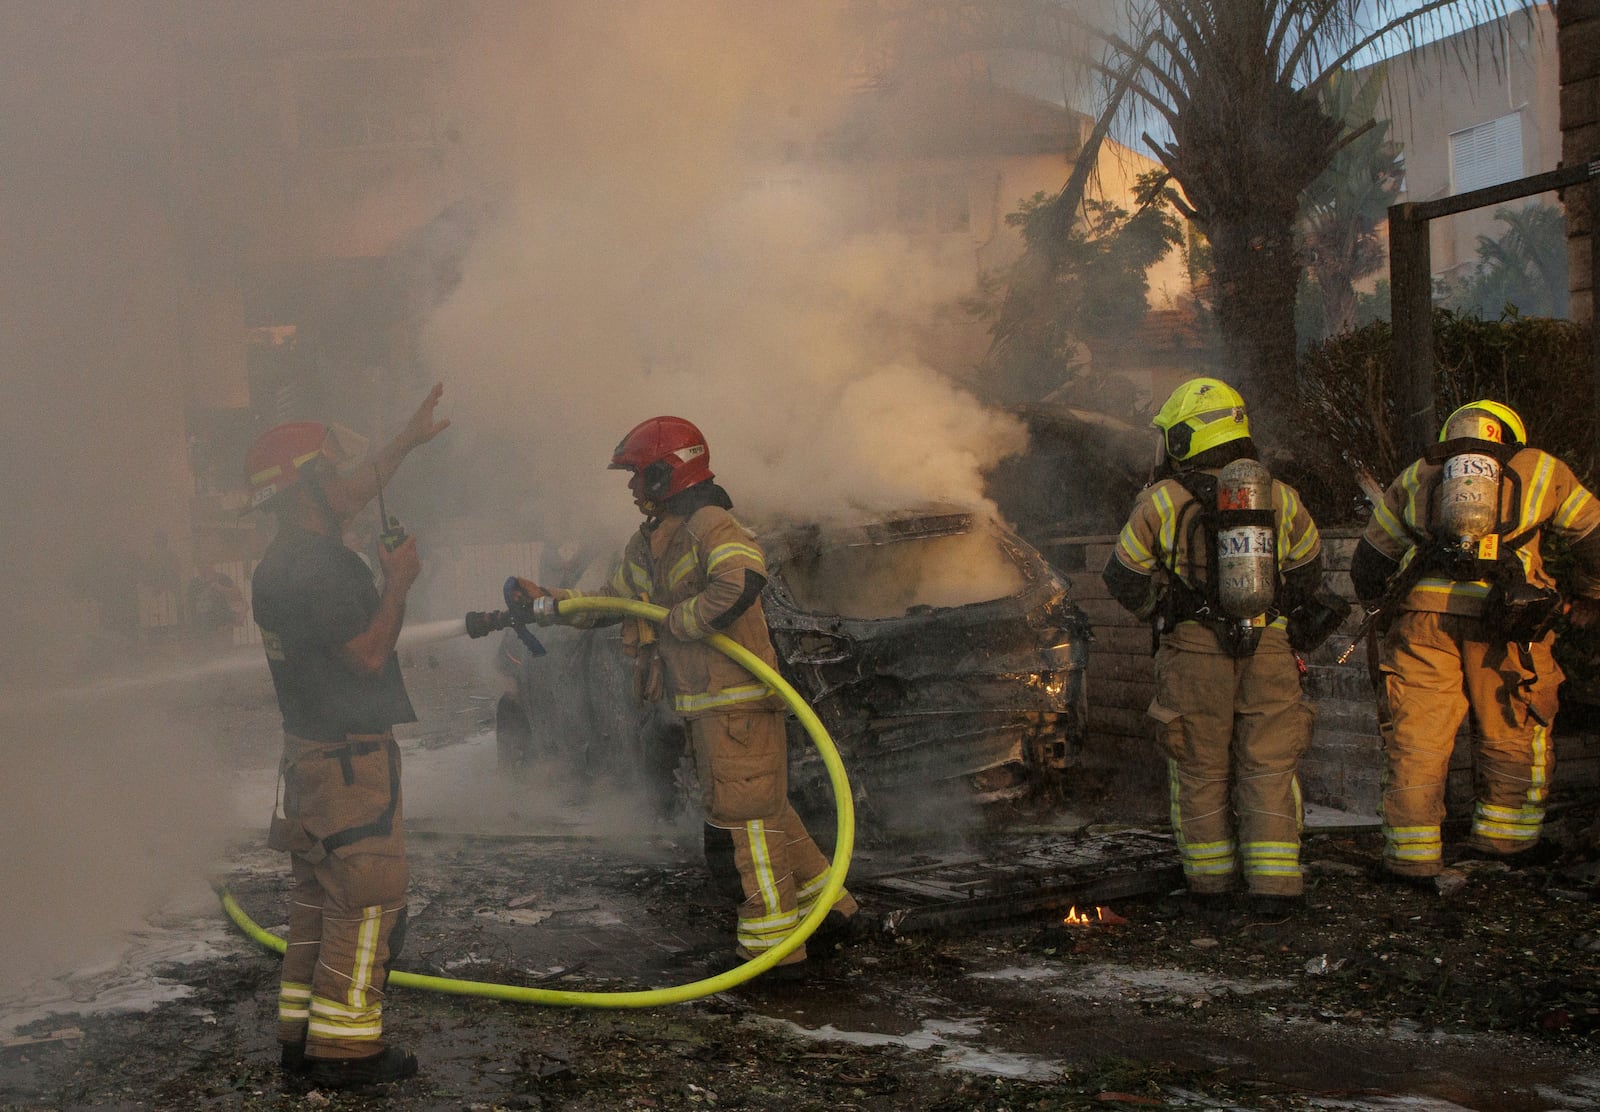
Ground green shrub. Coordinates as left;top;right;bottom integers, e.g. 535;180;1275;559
1289;311;1600;707
1288;310;1596;526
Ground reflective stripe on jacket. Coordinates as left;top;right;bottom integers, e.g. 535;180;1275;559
1362;449;1600;616
556;505;782;718
1110;473;1322;626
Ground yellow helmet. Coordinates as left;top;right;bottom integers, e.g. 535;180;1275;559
1439;400;1525;448
1151;377;1251;461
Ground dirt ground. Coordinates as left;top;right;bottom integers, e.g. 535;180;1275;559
4;641;1600;1111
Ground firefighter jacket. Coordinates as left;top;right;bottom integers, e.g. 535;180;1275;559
1355;448;1600;617
553;504;781;719
1104;470;1323;643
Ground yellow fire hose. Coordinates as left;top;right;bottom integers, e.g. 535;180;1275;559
219;594;855;1006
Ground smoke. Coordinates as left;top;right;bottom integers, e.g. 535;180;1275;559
0;0;1050;997
0;5;254;997
0;694;237;995
418;1;1029;546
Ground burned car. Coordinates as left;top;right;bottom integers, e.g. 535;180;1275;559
493;509;1091;829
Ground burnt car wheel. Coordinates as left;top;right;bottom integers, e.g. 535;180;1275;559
495;692;536;769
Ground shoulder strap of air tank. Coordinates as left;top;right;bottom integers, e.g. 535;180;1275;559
1169;471;1219;610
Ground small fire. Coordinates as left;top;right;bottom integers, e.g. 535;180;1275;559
1061;905;1127;927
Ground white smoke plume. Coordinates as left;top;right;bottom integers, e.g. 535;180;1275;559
421;1;1029;545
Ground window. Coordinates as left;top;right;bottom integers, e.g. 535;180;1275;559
1450;112;1523;194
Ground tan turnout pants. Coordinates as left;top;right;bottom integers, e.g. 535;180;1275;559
690;708;856;962
1149;624;1314;897
1378;611;1560;876
270;733;408;1061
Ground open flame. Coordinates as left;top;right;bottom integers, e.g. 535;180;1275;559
1061;905;1127;927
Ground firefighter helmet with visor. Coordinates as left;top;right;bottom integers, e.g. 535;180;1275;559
609;416;714;501
1438;400;1526;448
1151;378;1251;462
244;421;370;510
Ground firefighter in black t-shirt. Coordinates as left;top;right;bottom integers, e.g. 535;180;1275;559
246;384;448;1090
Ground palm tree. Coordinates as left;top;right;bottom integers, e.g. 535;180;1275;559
866;1;1520;430
1444;202;1570;319
1301;66;1404;340
1081;1;1518;426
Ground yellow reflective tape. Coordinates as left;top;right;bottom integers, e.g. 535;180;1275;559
1530;725;1549;795
707;543;764;573
1153;486;1179;560
1116;521;1156;571
1411;580;1492;599
1167;760;1184;840
1372;499;1407;545
1522;454;1554;532
1241;841;1299;854
1384;826;1440;843
667;551;698;590
675;597;704;640
1556;488;1593;530
746;819;782;917
628;561;653;593
349;904;381;1008
673;683;773;714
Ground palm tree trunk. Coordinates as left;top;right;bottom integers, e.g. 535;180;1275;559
1206;209;1303;433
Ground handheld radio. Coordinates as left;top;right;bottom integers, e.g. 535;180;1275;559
375;465;407;551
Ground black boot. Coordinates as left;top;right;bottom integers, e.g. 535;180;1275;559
305;1045;418;1089
279;1040;309;1074
809;909;876;957
1243;892;1305;918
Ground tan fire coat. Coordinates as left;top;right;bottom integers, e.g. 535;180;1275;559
1107;470;1322;897
555;504;854;960
1361;448;1600;874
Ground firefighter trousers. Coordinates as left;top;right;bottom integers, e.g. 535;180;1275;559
1149;624;1313;897
690;708;857;963
1378;611;1560;876
270;733;409;1061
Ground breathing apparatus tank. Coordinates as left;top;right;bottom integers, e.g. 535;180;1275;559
1436;408;1504;569
1215;458;1277;620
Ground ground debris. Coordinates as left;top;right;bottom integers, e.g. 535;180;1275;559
6;788;1600;1110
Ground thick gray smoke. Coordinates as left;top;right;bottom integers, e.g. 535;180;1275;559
421;2;1029;547
0;0;1053;998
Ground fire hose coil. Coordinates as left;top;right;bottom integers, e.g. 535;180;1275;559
221;594;855;1007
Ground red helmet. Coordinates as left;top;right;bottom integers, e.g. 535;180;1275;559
244;422;331;510
609;416;713;502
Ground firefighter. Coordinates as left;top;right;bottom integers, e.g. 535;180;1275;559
247;384;448;1088
1351;400;1600;884
1103;378;1329;915
505;416;861;976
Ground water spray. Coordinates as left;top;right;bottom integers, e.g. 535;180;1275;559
33;616;487;707
220;594;856;1005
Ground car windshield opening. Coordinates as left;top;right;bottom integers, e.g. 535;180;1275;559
780;528;1026;619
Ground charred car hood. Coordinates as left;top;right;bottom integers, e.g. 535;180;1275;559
758;509;1091;805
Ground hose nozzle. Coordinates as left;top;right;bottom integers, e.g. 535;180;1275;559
464;610;514;639
463;609;547;657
